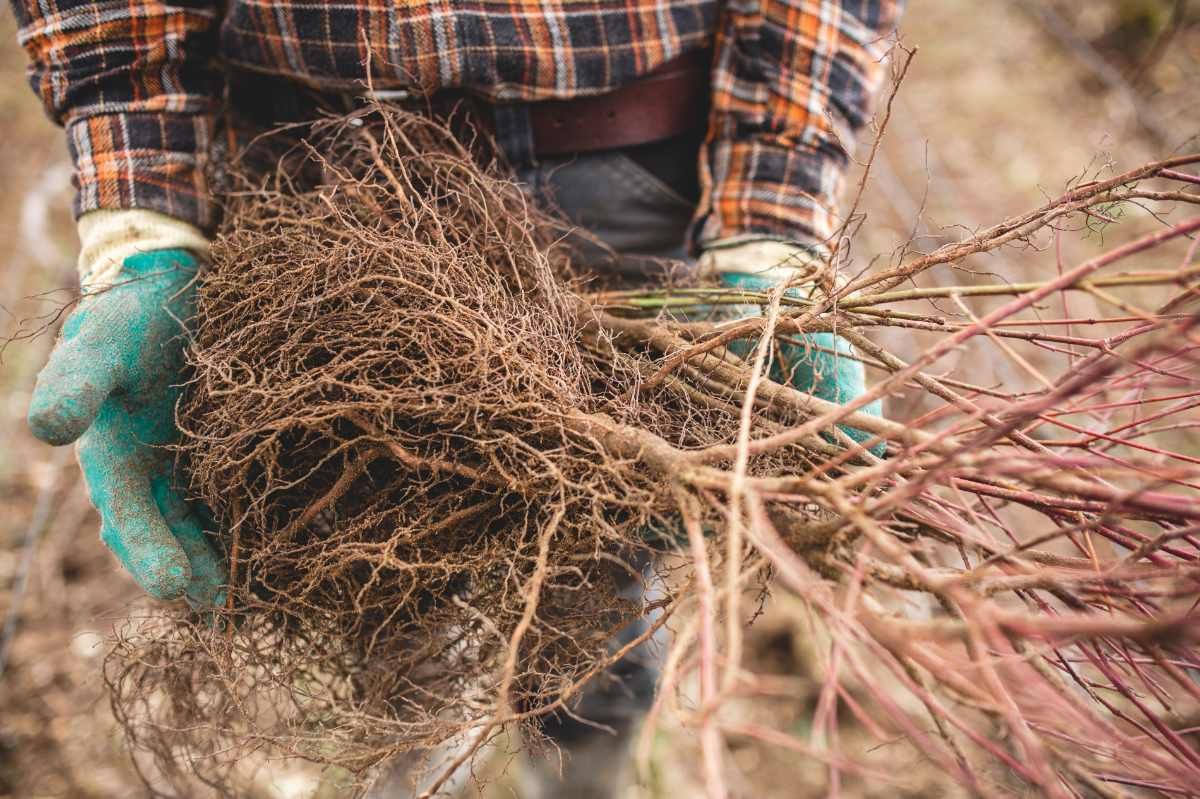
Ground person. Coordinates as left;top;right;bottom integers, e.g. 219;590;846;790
10;0;903;795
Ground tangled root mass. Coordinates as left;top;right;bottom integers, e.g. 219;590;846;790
107;108;776;793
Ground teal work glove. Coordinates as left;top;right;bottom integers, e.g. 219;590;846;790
702;242;886;458
27;249;225;606
642;244;887;551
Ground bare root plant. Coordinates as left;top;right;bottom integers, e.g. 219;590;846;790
106;104;1200;798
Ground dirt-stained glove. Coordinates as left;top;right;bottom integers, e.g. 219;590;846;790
699;239;885;457
27;210;224;606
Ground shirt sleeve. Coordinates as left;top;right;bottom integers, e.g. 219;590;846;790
694;0;905;252
10;0;222;230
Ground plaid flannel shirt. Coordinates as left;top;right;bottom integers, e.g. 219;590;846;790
10;0;902;249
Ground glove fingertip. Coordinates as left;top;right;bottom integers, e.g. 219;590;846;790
28;390;97;446
139;561;192;601
28;340;119;445
99;521;193;600
149;479;229;610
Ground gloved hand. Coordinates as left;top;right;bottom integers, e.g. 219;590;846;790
27;210;224;606
700;239;886;457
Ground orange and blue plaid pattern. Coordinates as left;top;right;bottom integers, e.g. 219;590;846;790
10;0;901;246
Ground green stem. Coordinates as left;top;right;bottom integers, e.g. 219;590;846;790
586;264;1198;311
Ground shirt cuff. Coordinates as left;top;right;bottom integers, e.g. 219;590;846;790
66;111;216;232
691;138;847;255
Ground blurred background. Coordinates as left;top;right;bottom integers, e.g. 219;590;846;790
1;1;1197;796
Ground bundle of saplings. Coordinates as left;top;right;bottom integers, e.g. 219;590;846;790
106;106;868;794
106;104;1200;798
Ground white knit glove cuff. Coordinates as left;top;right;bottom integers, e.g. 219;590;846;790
697;237;833;292
77;209;210;291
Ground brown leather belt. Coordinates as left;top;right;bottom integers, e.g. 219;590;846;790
228;48;711;159
525;48;711;156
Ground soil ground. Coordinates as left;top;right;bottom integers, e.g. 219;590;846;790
1;2;1197;796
